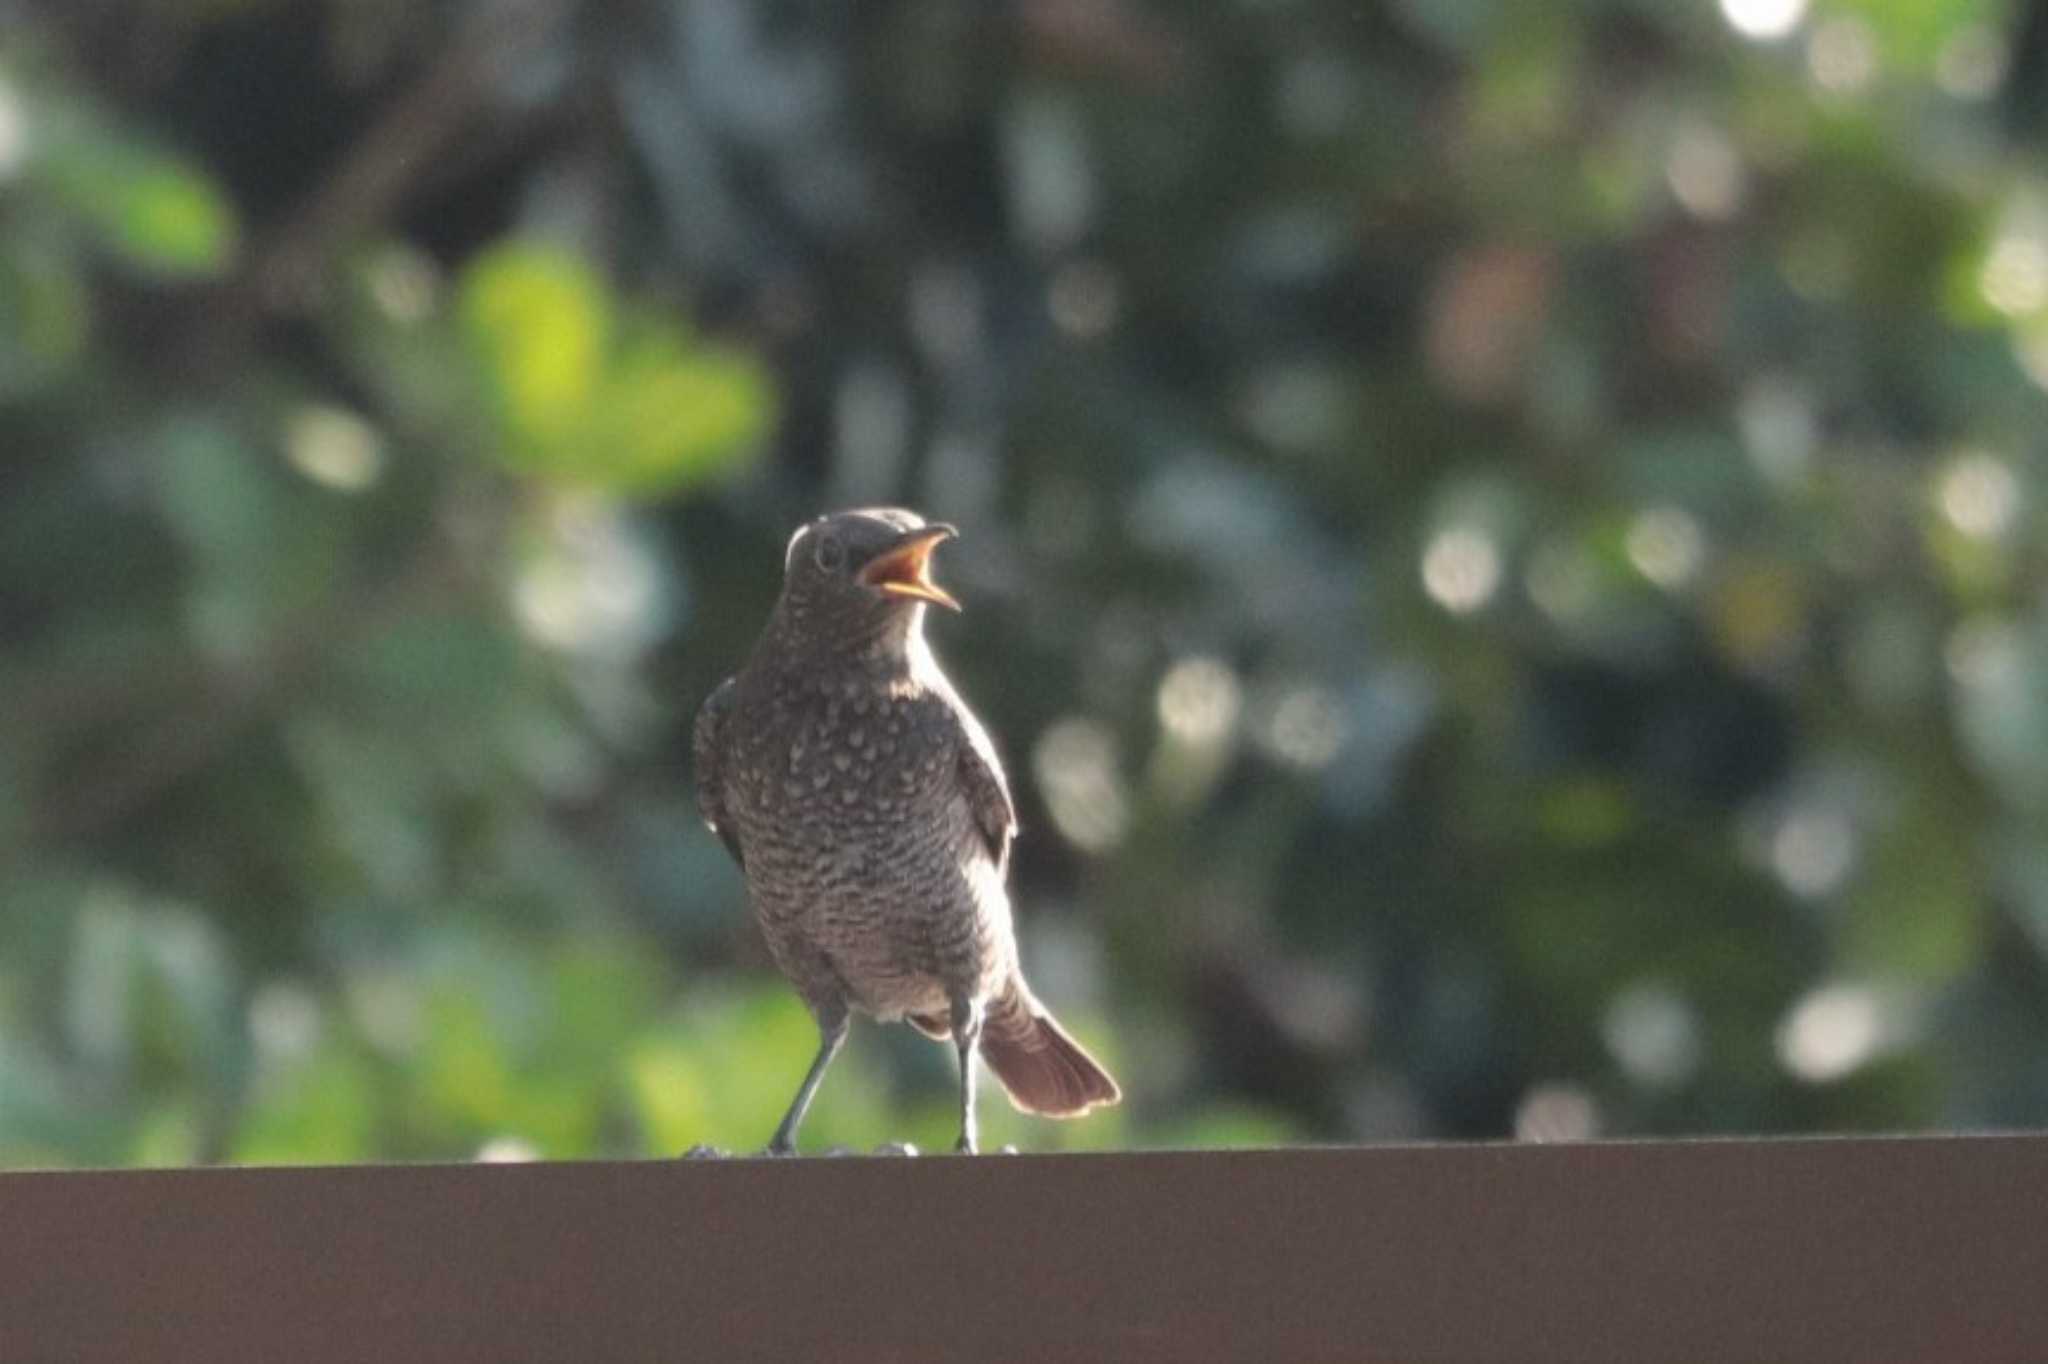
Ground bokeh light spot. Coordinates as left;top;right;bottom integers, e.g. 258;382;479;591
1937;26;2009;100
1264;684;1348;771
1625;506;1707;590
475;1136;541;1163
1034;717;1130;852
285;404;385;493
1737;378;1816;487
1157;657;1241;748
249;982;322;1063
1770;805;1857;899
513;497;666;659
1980;232;2048;317
1048;259;1122;339
366;245;440;323
1720;0;1807;42
1944;615;2021;691
1514;1083;1600;1142
1937;451;2020;540
1666;120;1745;221
0;77;29;181
1603;983;1703;1089
1807;17;1878;95
1776;983;1884;1082
1421;526;1501;614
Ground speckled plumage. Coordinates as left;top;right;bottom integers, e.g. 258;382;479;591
694;508;1118;1153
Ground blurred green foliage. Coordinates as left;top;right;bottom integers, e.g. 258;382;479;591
5;0;2048;1168
460;241;773;495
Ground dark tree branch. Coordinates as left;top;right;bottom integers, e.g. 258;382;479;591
243;0;575;317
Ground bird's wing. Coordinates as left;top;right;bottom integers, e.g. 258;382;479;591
951;701;1017;876
693;677;745;869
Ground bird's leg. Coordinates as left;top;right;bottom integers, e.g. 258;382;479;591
950;995;983;1154
767;1005;848;1156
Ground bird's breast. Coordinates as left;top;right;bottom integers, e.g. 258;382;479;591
724;666;1014;1014
728;679;978;886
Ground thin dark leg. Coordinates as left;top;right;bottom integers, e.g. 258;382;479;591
951;996;983;1154
767;1007;848;1155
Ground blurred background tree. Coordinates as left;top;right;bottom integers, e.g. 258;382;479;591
5;0;2048;1165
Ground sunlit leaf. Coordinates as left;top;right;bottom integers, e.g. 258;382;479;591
542;938;666;1073
460;243;606;449
625;1038;711;1154
583;330;774;495
131;1103;202;1168
456;242;773;499
116;166;238;273
38;115;239;276
626;986;895;1153
235;1041;378;1165
1819;0;1998;73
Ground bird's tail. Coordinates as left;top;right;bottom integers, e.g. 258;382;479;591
979;981;1121;1118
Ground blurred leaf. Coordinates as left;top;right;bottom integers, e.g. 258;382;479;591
153;413;347;662
0;236;90;395
0;1033;92;1167
1534;776;1635;848
131;903;242;1092
460;244;606;447
1150;1101;1300;1150
1951;621;2048;812
541;938;666;1074
387;931;663;1157
1821;0;1998;72
1841;816;1984;985
1707;559;1806;670
581;321;776;495
110;165;238;273
626;986;894;1153
63;885;144;1080
37;109;240;276
625;1039;710;1154
457;242;772;498
347;613;524;717
286;715;440;899
407;954;521;1142
131;1102;203;1168
156;416;281;563
234;1040;378;1165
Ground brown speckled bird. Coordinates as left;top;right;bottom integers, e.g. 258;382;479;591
693;508;1119;1154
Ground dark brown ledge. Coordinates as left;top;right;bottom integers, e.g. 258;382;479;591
5;1134;2045;1362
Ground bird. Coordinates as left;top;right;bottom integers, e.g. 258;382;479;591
692;507;1120;1154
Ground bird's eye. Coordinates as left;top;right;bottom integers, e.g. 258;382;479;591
813;532;846;573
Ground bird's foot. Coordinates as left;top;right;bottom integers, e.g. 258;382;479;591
873;1141;920;1157
953;1134;977;1155
681;1144;730;1160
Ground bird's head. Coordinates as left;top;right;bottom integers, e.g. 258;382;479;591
772;507;960;656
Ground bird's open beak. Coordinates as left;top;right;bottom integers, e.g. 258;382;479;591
857;524;961;611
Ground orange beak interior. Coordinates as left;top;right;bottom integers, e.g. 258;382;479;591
857;525;961;611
